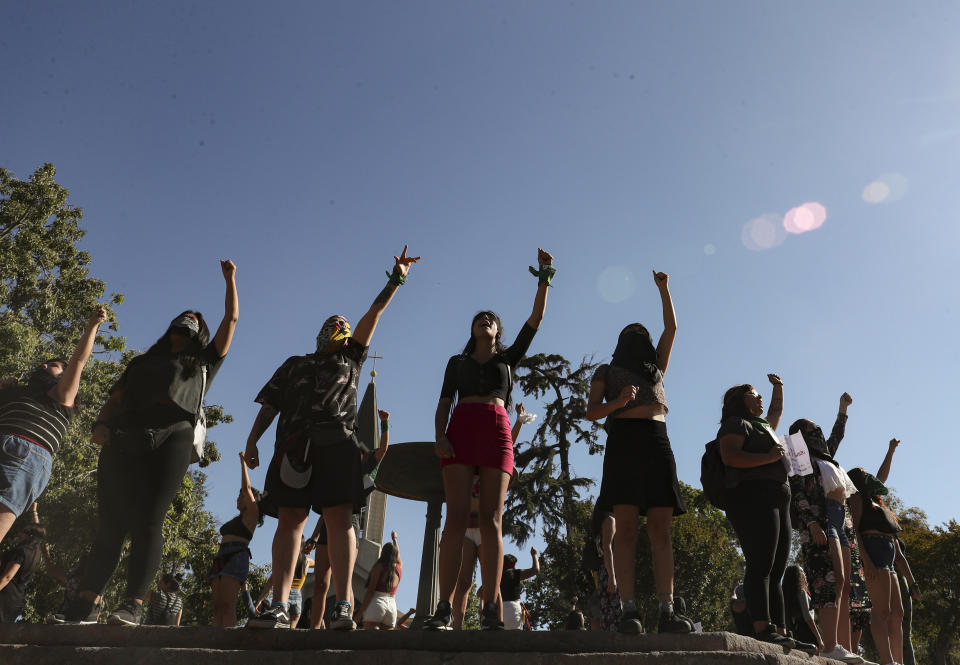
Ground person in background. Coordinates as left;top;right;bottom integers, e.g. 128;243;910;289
0;504;47;622
0;307;108;547
209;452;263;627
357;530;403;629
142;572;184;626
782;564;824;656
499;548;539;630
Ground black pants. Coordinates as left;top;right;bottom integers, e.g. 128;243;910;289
80;420;194;600
725;480;791;628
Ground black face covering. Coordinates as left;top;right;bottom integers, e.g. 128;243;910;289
27;366;60;395
799;423;832;461
610;325;663;385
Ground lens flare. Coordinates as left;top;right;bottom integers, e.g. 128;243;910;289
862;173;908;204
704;244;717;256
597;265;635;303
784;202;827;234
742;214;786;251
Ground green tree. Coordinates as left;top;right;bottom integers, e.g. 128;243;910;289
1;163;227;624
505;353;601;546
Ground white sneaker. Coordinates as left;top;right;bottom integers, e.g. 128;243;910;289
822;645;864;664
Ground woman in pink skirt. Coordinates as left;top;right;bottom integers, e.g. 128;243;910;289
425;248;554;631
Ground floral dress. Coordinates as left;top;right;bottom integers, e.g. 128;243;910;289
789;413;867;609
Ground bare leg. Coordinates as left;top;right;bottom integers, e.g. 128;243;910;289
476;467;510;606
865;569;894;665
888;571;905;663
289;612;302;628
837;544;853;649
211;576;242;627
453;539;479;629
309;546;331;629
0;507;17;549
646;507;675;600
271;507;309;604
613;505;640;603
436;465;474;603
323;504;357;605
363;621;380;630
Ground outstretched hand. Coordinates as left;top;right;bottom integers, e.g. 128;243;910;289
652;271;669;288
537;248;553;265
767;373;783;387
378;409;390;421
840;392;853;407
221;259;237;280
889;438;900;450
393;246;421;278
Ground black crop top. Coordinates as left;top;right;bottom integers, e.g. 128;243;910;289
859;499;901;534
440;323;537;401
219;514;253;541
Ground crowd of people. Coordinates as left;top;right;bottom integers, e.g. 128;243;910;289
0;247;920;664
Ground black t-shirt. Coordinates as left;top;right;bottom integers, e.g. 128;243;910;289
717;416;788;487
500;568;524;602
256;339;369;452
0;543;42;610
111;341;225;425
0;386;74;454
440;323;537;401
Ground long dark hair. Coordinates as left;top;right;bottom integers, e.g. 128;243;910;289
721;384;754;422
462;311;506;356
610;323;662;384
782;564;806;630
294;541;308;579
249;487;265;527
375;542;400;590
143;311;210;378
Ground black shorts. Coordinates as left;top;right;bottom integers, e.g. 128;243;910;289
597;419;686;516
261;439;364;517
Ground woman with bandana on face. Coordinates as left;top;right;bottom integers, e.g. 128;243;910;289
787;394;866;664
59;260;238;626
585;271;692;635
424;248;553;631
848;465;904;665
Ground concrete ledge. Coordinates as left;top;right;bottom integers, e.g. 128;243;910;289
0;646;827;665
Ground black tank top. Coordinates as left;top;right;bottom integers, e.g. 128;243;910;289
219;514;252;541
500;568;523;602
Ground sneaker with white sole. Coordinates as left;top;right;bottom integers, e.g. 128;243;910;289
330;600;355;630
247;604;290;629
106;598;142;626
822;645;865;664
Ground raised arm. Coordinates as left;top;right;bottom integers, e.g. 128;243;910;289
520;547;540;580
652;271;677;374
352;246;420;347
765;374;784;431
392;530;402;567
211;260;239;357
511;403;526;444
243;403;278;469
49;307;108;407
525;249;553;330
826;393;852;456
41;544;68;584
375;410;390;462
877;438;900;484
238;452;256;507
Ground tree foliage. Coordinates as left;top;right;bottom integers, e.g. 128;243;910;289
1;163;227;624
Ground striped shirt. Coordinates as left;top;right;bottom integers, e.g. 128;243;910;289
144;589;183;625
0;387;73;455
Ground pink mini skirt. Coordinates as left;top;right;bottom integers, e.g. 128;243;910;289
441;403;514;475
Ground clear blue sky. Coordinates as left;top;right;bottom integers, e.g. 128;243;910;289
4;1;959;616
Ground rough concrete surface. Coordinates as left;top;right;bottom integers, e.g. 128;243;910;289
0;627;843;665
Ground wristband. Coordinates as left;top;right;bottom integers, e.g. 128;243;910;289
380;420;389;432
385;268;407;286
528;263;556;286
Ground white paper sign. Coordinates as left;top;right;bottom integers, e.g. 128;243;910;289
693;621;703;633
780;432;814;477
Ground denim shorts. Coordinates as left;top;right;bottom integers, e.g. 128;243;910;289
207;541;251;583
825;499;849;547
862;533;896;571
288;587;302;617
0;434;53;516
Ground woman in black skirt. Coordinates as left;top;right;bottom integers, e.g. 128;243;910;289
586;270;691;634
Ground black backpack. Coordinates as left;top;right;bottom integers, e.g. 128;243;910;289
700;439;728;510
